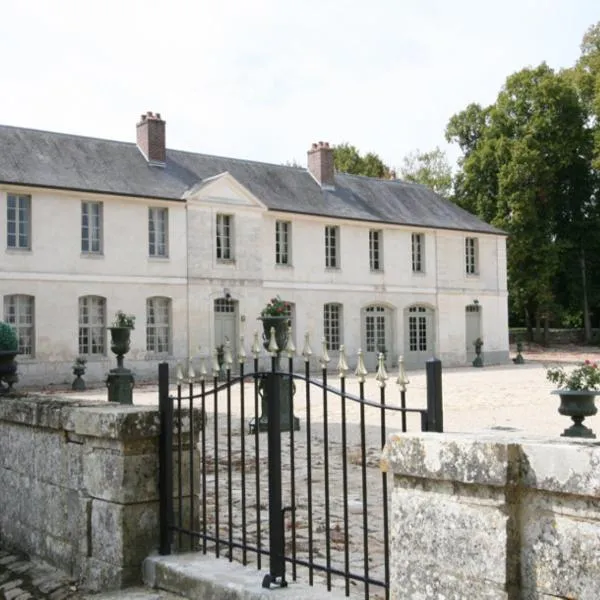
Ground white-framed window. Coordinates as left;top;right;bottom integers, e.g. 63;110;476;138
149;207;169;257
146;297;171;354
6;193;31;250
369;229;383;272
3;294;35;356
412;233;424;273
324;303;342;351
325;225;339;268
78;296;106;356
408;306;428;352
216;214;233;261
81;201;103;254
275;220;291;265
465;237;478;275
365;305;386;353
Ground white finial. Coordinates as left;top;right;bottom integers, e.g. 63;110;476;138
320;337;330;367
285;325;296;358
224;338;233;367
199;356;207;381
375;352;388;388
396;355;410;392
175;363;184;382
302;332;313;362
211;349;220;376
355;349;368;382
187;359;195;381
238;335;247;363
338;345;349;377
251;330;261;357
268;326;279;355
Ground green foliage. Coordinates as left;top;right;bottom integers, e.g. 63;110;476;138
399;147;453;198
333;143;391;178
546;360;600;391
112;310;135;329
0;322;18;352
261;296;290;318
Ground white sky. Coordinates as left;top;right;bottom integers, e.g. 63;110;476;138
1;0;597;171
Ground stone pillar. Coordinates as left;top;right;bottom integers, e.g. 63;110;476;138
0;396;200;592
382;432;600;599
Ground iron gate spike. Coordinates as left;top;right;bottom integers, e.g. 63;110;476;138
355;349;368;382
320;337;330;367
187;359;195;382
238;335;247;363
376;352;388;388
211;349;220;376
337;344;349;377
302;332;312;362
224;339;233;366
251;330;261;357
268;326;279;355
285;325;296;358
396;355;409;392
175;363;184;382
199;356;207;381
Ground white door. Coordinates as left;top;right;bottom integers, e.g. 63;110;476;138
363;305;392;371
214;298;238;354
404;305;434;368
465;304;481;362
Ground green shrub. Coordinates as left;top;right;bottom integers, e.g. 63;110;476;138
0;322;19;352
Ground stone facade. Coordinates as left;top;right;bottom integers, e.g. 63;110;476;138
382;432;600;600
0;395;199;592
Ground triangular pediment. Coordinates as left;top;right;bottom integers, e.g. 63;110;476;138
183;172;266;208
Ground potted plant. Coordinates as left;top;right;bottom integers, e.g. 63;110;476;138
472;337;484;367
546;360;600;438
259;296;291;354
0;321;19;394
72;356;87;391
109;310;135;357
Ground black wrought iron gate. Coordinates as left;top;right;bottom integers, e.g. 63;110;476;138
158;351;443;599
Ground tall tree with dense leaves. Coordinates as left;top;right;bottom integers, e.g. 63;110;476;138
333;143;391;178
399;147;453;197
447;64;593;341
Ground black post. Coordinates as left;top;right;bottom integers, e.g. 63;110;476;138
425;358;444;433
263;361;287;588
158;362;173;555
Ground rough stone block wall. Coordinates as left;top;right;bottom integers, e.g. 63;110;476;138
0;396;199;592
383;433;600;600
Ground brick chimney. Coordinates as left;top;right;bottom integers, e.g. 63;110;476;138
136;111;166;166
307;141;335;188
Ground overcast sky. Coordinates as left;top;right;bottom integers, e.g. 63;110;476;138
1;0;597;171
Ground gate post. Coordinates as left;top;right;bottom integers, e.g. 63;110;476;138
158;362;173;555
425;358;444;432
263;360;287;588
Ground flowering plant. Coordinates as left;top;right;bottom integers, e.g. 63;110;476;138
261;296;290;318
546;360;600;391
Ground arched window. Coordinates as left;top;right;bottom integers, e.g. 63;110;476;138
78;296;106;355
3;294;35;356
147;297;171;354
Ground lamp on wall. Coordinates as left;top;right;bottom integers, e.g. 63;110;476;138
473;299;479;305
224;288;232;300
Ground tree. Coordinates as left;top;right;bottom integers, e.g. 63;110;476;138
399;147;453;198
447;63;593;342
333;143;391;178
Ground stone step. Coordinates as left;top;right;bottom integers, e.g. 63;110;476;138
143;553;349;600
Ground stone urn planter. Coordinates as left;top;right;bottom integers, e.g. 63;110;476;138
552;390;598;439
72;356;87;391
547;360;600;438
107;311;136;404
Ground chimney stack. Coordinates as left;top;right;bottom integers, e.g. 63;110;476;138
136;111;166;166
307;141;335;188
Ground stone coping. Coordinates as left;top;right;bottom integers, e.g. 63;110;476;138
382;431;600;496
0;394;201;440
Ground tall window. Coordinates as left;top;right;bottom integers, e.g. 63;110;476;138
408;306;428;352
465;237;478;275
216;214;233;261
323;303;342;351
412;233;424;273
365;305;386;353
7;194;31;250
325;225;339;268
146;297;171;354
81;201;103;254
275;220;291;265
78;296;106;356
149;207;169;257
369;230;382;271
3;295;35;356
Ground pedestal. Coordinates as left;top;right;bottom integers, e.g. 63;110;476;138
107;365;135;405
249;375;300;433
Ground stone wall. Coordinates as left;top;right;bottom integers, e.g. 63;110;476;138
382;432;600;599
0;395;198;592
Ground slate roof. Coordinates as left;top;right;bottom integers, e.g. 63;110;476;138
0;124;504;235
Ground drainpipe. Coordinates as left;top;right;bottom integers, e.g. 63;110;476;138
434;231;440;358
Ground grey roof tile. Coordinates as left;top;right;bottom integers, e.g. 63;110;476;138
0;124;503;234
